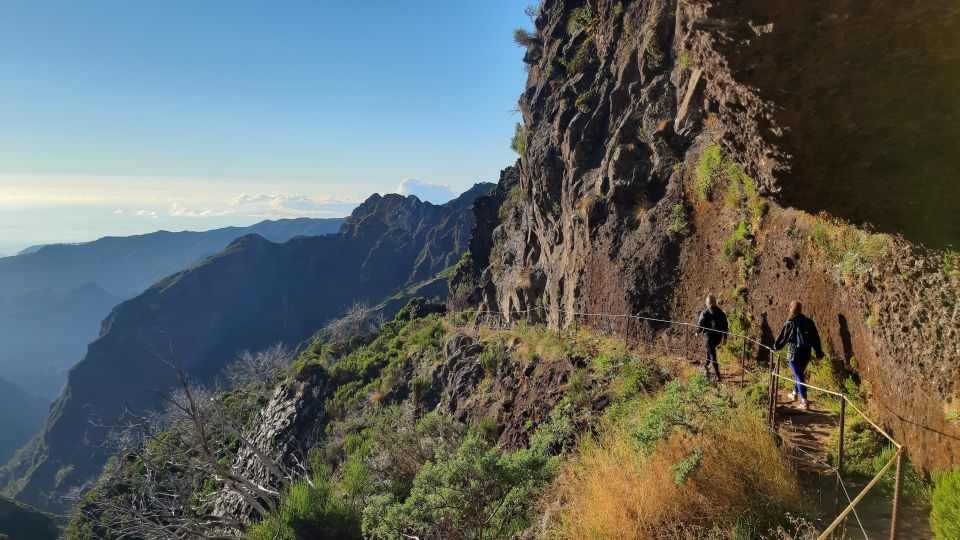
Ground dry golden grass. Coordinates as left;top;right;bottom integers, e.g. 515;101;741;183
552;408;802;539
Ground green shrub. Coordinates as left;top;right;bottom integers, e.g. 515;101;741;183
565;36;594;73
696;144;723;201
361;432;554;540
612;356;666;405
247;476;361;540
575;90;594;112
476;416;500;441
720;219;753;264
931;469;960;539
409;375;432;404
479;340;506;375
638;126;651;144
668;203;687;235
835;234;889;285
528;406;576;456
631;375;727;454
812;217;830;253
566;368;591;408
510;122;528;157
513;28;537;48
944;249;958;275
645;38;664;69
592;352;616;376
678;50;694;70
567;5;594;34
499;184;525;220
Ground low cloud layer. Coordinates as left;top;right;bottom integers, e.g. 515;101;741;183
395;178;456;204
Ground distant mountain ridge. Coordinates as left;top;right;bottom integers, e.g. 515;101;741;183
0;217;345;400
4;185;492;512
0;217;347;299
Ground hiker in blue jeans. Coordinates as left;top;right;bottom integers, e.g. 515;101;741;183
773;300;824;410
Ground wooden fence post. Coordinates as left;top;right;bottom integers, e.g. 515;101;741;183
890;448;904;540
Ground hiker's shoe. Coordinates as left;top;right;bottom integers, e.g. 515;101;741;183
788;390;797;402
799;399;810;410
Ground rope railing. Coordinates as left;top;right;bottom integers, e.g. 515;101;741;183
444;304;906;539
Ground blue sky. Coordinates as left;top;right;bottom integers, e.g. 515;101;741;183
0;0;529;254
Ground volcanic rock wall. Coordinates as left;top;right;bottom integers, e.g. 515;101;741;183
458;0;960;469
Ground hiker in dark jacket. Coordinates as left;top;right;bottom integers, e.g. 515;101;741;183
696;294;728;383
773;300;825;410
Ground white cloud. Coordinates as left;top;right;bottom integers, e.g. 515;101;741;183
114;209;124;215
135;210;158;218
395;178;456;204
229;192;359;216
169;202;234;218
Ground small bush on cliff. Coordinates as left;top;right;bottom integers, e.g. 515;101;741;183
696;144;723;201
931;469;960;539
510;122;528;157
480;340;506;375
944;249;958;275
564;36;594;74
499;185;525;220
574;90;594;112
645;38;664;70
668;203;687;235
513;28;537;48
721;220;753;263
567;5;594;35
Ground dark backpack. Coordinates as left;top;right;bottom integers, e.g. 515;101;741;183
794;317;814;350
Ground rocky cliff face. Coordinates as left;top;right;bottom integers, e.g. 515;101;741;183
4;185;491;512
456;0;960;469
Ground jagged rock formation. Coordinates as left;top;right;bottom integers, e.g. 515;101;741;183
454;0;960;469
212;320;584;524
4;185;491;512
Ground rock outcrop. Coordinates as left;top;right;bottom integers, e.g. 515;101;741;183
454;0;960;469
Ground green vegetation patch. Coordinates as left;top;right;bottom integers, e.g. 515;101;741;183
668;203;688;235
510;122;528;157
696;144;723;202
575;90;594;113
567;4;594;35
931;469;960;539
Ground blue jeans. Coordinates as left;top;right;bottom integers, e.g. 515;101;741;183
789;355;810;400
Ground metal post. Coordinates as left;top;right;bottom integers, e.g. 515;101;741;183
838;400;847;476
890;448;904;540
740;339;746;389
623;317;629;353
770;354;780;428
767;349;776;426
835;399;847;515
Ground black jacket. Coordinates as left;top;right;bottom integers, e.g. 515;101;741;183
697;305;729;343
774;314;824;360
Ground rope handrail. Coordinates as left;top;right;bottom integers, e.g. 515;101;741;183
456;305;902;447
447;303;908;537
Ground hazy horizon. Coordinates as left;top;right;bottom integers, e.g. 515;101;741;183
0;0;528;254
